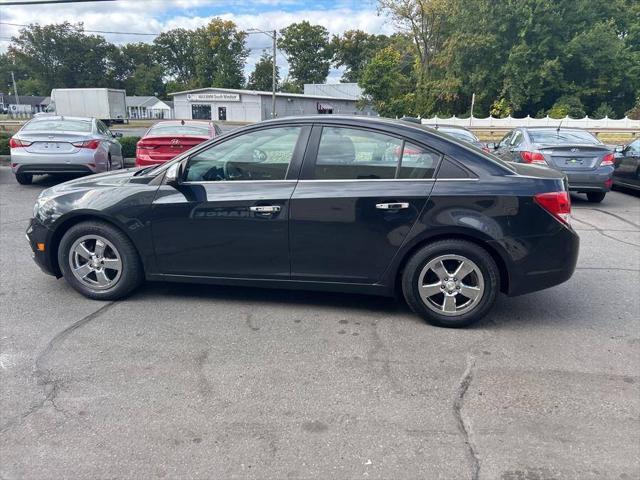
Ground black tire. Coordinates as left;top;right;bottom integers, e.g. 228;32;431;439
401;239;500;328
587;192;606;203
15;172;33;185
58;220;143;300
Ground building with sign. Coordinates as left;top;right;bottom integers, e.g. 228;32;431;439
169;87;374;122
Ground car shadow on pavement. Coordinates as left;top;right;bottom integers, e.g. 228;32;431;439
137;280;411;318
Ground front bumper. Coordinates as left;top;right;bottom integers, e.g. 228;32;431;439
26;218;59;277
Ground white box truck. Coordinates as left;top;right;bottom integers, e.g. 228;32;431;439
50;88;128;124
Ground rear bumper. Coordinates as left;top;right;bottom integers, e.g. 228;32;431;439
564;166;614;192
492;224;580;297
11;149;102;174
14;163;95;175
135;156;169;167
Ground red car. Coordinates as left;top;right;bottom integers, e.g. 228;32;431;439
135;120;222;167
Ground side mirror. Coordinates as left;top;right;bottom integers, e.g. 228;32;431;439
614;145;624;153
487;142;497;150
112;132;123;138
165;162;183;185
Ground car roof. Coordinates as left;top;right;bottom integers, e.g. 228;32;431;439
151;120;213;125
28;115;94;122
424;124;472;131
522;126;589;132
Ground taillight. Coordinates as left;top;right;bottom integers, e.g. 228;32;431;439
601;153;615;166
534;191;571;225
72;140;100;149
9;138;32;148
520;151;547;165
137;141;156;150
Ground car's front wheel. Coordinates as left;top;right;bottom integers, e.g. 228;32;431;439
402;240;500;328
58;221;143;300
586;192;606;203
15;173;33;185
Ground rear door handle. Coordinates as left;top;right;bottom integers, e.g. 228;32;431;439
250;205;281;213
376;202;409;210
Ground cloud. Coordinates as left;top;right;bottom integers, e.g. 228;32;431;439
0;0;393;83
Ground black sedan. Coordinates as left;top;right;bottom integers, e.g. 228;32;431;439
26;116;579;328
492;127;615;203
613;138;640;191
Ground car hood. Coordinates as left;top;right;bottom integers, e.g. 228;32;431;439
44;168;143;195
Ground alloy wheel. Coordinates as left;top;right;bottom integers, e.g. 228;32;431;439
417;254;484;316
68;234;122;290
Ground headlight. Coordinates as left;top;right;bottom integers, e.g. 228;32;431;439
33;194;59;221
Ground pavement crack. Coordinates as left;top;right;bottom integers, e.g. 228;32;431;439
571;217;640;248
0;301;116;434
367;319;403;395
453;354;480;480
591;208;640;230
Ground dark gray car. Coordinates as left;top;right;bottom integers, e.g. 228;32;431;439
613;139;640;191
492;127;615;202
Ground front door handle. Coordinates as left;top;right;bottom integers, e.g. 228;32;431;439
376;202;409;210
249;205;281;213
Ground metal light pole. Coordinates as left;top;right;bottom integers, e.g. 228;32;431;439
247;28;277;119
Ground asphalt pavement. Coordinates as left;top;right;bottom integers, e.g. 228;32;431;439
0;167;638;480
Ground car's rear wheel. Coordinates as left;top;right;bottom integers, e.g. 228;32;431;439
58;221;143;300
402;240;499;328
586;192;606;203
15;173;33;185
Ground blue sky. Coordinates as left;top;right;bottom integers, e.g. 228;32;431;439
0;0;394;82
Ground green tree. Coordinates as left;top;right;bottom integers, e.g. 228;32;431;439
7;22;116;93
194;19;248;88
548;95;586;118
246;51;279;91
278;21;332;89
360;46;413;117
125;63;165;96
331;30;390;82
154;28;198;87
490;98;513;118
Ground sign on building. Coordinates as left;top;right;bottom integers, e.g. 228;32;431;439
186;93;241;102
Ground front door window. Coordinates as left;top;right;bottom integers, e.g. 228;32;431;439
184;126;302;182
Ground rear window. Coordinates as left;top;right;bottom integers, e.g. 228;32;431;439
529;130;600;145
22;119;92;133
440;129;478;143
147;124;210;137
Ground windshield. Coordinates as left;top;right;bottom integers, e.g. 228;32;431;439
147;124;210;137
22;118;92;133
529;129;600;145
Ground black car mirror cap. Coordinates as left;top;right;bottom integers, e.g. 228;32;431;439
112;132;123;138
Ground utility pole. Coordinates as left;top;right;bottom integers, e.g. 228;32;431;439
470;92;475;127
11;71;20;108
247;28;278;119
272;29;277;119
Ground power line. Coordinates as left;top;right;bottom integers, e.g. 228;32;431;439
0;0;117;5
0;21;160;36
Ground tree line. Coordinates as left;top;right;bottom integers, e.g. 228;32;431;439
0;0;638;119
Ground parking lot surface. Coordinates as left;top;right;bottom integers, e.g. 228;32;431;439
0;166;638;480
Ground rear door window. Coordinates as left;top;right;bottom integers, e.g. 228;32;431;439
397;142;441;179
313;127;402;180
